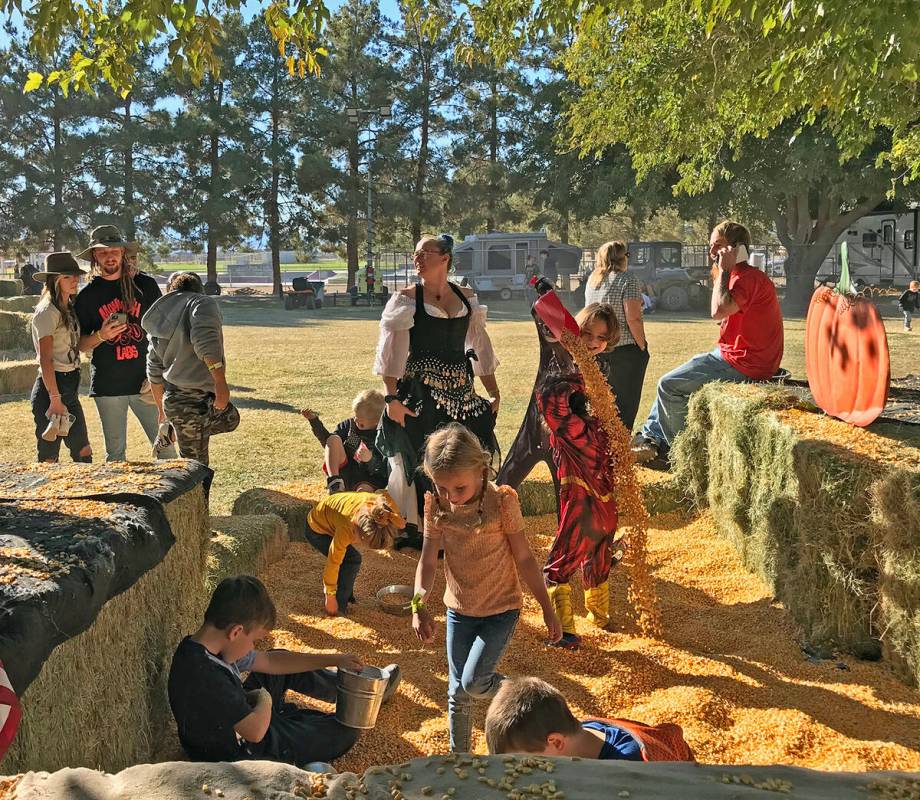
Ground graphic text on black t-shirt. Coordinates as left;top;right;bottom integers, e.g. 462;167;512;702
97;296;145;361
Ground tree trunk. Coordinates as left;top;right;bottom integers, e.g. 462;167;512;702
486;76;498;232
411;49;431;246
774;192;883;315
559;209;570;244
122;94;136;241
780;244;830;315
206;81;224;287
51;99;63;249
346;134;360;290
268;56;283;298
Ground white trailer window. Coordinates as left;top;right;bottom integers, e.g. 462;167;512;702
906;231;915;250
488;245;512;271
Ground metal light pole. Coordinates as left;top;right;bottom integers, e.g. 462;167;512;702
345;104;392;282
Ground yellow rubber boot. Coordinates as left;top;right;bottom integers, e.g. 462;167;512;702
548;583;576;635
585;582;610;629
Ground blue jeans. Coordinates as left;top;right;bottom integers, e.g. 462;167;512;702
641;348;748;449
904;310;913;330
94;394;177;462
446;608;520;752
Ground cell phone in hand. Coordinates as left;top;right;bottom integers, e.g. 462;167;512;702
110;312;128;326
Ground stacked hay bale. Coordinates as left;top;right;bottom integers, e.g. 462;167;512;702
671;382;920;683
233;486;316;540
0;310;31;352
0;462;212;774
207;513;288;589
0;295;39;313
0;278;21;297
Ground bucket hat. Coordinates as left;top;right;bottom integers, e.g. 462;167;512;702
33;251;87;279
76;225;134;260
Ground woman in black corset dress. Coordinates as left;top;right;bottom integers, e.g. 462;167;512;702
374;234;501;546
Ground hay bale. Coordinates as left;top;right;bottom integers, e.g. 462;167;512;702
517;477;557;517
232;487;314;541
0;310;32;353
0;295;39;312
0;279;21;297
0;360;90;397
671;383;900;660
207;513;288;590
2;486;211;774
874;470;920;688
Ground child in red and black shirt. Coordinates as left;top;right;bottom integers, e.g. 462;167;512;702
537;303;622;650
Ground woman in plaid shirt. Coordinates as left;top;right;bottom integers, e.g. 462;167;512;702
583;241;649;431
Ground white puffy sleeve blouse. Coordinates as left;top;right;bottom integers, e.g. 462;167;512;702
373;290;500;378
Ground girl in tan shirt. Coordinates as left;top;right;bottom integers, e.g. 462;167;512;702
411;423;562;752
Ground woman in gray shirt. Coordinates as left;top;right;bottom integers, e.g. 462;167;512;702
584;241;649;431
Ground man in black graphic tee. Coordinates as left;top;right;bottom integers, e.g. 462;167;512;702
75;225;177;461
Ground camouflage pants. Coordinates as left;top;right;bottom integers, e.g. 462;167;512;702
163;384;240;466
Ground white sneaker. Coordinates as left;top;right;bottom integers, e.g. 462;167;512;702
152;421;176;459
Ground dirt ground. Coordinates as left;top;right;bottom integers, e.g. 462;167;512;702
253;495;920;774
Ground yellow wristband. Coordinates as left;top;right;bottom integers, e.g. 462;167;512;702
207;361;224;371
95;331;105;344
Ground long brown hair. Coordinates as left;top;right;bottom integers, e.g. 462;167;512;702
90;251;137;319
39;275;78;333
589;241;628;289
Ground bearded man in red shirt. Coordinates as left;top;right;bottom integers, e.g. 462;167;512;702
632;221;783;469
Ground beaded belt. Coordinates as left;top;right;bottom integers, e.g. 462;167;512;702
404;356;491;421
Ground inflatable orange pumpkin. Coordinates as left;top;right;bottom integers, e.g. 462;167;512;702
804;243;890;427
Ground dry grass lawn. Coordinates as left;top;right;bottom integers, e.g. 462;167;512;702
0;297;918;515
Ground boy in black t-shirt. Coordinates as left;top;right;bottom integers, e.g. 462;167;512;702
300;389;389;494
168;575;400;767
75;225;176;461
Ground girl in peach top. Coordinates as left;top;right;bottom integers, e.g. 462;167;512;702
411;423;562;752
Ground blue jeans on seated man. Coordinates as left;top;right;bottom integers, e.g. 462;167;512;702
94;393;177;461
446;607;520;753
640;348;749;450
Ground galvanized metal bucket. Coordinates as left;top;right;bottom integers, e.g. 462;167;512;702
335;666;388;729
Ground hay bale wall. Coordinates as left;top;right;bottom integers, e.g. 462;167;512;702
671;383;920;681
0;279;21;297
0;310;32;352
232;487;314;541
873;470;920;687
0;360;90;397
207;513;288;590
2;486;211;773
0;295;39;313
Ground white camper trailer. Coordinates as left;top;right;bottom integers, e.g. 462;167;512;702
819;208;920;287
452;232;583;300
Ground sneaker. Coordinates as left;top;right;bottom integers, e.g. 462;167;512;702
394;524;423;551
548;632;581;651
630;434;660;464
381;663;401;704
644;450;672;472
152;421;176;459
41;414;63;442
326;476;346;494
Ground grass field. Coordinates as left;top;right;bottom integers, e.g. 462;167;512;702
0;298;917;514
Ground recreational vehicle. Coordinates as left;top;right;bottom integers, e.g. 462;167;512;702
819;207;920;286
452;233;582;300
